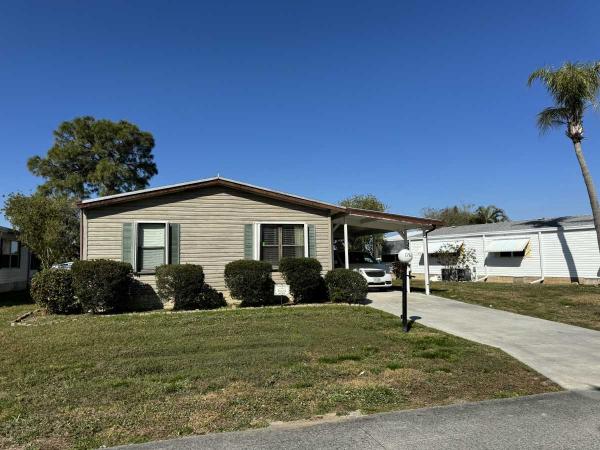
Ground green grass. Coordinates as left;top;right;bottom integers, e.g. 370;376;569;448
402;280;600;331
0;296;559;449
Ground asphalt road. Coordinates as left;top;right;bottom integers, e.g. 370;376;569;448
113;391;600;449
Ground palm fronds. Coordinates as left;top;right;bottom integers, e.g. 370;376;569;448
536;107;569;134
528;62;600;134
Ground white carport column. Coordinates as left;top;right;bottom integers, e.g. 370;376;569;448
343;223;350;269
423;229;430;296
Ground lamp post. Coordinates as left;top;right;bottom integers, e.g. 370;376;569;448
397;248;413;332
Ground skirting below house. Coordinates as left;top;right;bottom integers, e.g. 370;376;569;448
411;273;599;285
0;280;28;293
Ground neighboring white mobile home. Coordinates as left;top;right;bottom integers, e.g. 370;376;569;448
0;226;37;293
384;216;599;285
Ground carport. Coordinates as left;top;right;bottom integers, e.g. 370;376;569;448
332;208;441;295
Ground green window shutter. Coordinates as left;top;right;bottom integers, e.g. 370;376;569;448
308;224;316;258
244;224;254;259
169;223;180;264
122;223;134;266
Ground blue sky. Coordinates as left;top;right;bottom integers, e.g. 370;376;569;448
2;0;600;226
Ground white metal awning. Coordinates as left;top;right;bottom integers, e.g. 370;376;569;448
428;241;463;254
486;238;530;253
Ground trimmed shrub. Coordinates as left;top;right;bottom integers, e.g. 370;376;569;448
71;259;133;313
30;269;80;314
324;269;368;304
278;257;327;303
156;264;205;310
199;284;227;309
224;260;275;307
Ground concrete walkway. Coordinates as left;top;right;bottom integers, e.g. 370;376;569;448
369;291;600;390
114;391;600;449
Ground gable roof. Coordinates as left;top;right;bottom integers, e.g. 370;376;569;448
78;177;345;213
78;176;442;229
407;215;594;240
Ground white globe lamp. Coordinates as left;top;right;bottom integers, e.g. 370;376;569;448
398;249;413;264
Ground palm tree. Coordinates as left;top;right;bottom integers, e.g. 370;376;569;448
474;205;509;224
528;62;600;253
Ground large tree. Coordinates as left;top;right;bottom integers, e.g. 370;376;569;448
474;205;509;224
421;204;476;226
339;194;387;255
3;194;79;269
528;62;600;253
422;204;509;226
28;116;158;199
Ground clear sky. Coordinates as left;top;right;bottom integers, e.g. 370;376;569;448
2;0;600;226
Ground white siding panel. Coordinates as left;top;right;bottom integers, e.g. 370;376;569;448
409;236;485;278
409;228;599;281
542;229;600;279
0;245;30;292
485;233;541;278
409;240;426;273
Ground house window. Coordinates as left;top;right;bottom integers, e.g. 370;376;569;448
498;251;525;258
260;224;305;268
137;223;166;272
1;240;20;269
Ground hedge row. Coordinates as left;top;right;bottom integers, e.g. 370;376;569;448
224;257;367;306
31;258;369;314
31;260;134;314
30;260;225;314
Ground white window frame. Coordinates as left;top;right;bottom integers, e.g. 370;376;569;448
253;222;309;264
133;220;170;273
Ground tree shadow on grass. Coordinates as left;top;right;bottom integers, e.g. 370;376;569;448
0;290;34;307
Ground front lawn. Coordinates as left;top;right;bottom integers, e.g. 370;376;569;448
404;280;600;331
0;300;558;449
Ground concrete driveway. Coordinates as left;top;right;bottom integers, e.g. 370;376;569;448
113;391;600;449
368;290;600;390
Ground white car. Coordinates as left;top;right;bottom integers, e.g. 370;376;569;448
334;251;393;289
51;261;74;270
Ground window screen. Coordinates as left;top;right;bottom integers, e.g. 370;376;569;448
260;224;304;268
137;223;166;272
1;240;20;269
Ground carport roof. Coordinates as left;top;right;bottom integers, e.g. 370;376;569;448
332;208;441;238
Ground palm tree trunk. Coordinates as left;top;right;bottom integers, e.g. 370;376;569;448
573;141;600;253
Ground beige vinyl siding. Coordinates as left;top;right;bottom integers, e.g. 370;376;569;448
84;187;332;294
